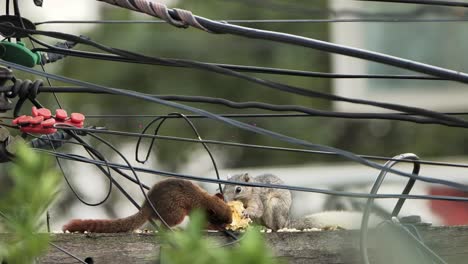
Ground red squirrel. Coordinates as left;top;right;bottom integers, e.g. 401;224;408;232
62;179;232;233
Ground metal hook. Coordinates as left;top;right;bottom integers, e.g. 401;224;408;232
360;153;420;264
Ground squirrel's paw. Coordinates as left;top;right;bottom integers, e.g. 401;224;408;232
242;208;257;219
242;210;250;219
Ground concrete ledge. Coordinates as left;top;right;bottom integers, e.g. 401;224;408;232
2;225;467;264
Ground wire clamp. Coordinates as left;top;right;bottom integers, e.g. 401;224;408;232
0;15;36;38
12;106;85;134
0;41;42;67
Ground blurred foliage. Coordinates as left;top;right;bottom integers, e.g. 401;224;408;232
160;210;283;264
0;143;61;264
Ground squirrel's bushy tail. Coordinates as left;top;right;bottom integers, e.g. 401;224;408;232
63;210;148;233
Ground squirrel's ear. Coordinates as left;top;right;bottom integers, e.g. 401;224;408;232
243;173;250;182
215;193;225;200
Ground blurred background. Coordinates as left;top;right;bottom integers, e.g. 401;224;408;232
1;0;468;231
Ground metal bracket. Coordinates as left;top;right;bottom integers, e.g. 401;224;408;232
0;15;36;38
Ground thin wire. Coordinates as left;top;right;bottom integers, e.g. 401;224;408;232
37;132;115;207
5;0;10;42
30;126;468;189
51;126;468;170
20;123;468;201
82;112;468;118
90;1;468;84
26;131;151;190
86;132;173;230
48;243;88;264
53;126;468;191
27;48;444;80
360;154;420;264
390;221;448;264
135;113;223;194
12;0;59;237
65;130;145;209
34;149;468;202
234;0;464;20
12;85;465;126
34;17;468;25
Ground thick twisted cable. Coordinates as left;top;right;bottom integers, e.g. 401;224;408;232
99;0;211;31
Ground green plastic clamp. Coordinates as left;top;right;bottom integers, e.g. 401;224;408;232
0;41;41;68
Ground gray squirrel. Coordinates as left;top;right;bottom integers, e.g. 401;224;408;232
223;173;384;231
222;173;292;230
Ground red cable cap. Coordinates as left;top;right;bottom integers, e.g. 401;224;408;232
41;118;56;128
15;115;33;125
22;126;57;134
71;113;85;123
12;115;27;125
30;116;44;125
32;106;39;117
15;107;85;134
55;109;68;120
37;108;52;119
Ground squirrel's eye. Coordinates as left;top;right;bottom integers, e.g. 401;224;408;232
235;186;242;193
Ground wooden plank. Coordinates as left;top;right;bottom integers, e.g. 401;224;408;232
2;225;468;264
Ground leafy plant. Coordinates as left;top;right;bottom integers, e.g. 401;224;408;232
160;210;283;264
0;143;62;264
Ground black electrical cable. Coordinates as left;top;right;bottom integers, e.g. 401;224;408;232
21;121;468;176
31;47;445;80
232;0;455;18
5;0;10;41
1;24;467;128
54;125;468;192
387;220;448;264
31;86;459;127
95;1;468;84
136;94;466;127
65;130;146;209
3;14;59;237
82;112;468;119
3;60;468;195
135;113;223;194
13;54;466;128
52;131;114;207
34;17;468;25
360;153;420;264
51;125;468;170
25;123;468;175
33;148;468;202
48;243;88;264
86;131;173;230
26;131;152;190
